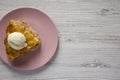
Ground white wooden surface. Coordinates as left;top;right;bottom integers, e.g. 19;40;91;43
0;0;120;80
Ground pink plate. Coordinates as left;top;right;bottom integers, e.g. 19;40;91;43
0;8;58;70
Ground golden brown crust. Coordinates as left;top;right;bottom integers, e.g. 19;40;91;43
4;20;40;61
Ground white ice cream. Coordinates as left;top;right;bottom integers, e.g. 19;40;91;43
7;32;27;50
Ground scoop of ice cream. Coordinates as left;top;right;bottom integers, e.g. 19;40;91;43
7;32;27;50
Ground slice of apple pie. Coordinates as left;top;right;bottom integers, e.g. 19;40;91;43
4;20;40;61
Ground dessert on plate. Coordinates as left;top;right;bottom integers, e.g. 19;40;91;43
4;20;40;61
